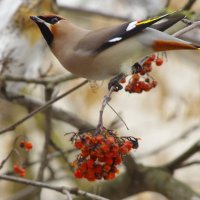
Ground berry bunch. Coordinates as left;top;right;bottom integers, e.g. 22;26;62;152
12;140;33;177
122;54;163;93
13;163;26;177
19;140;33;151
71;129;139;181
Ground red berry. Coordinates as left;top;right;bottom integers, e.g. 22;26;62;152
101;143;110;153
24;141;33;151
103;164;111;172
114;156;122;165
74;169;83;178
74;140;83;149
123;141;133;151
148;54;156;61
156;58;163;66
87;159;94;169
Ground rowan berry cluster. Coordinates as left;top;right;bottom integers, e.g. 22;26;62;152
12;140;33;177
19;140;33;151
122;54;163;93
71;129;139;181
13;163;26;177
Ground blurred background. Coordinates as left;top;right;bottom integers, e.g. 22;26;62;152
0;0;200;200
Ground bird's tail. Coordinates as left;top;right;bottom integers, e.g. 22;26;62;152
152;39;200;51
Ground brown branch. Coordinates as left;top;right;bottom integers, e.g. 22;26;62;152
137;122;200;159
50;139;72;170
0;174;109;200
0;74;77;86
99;163;200;200
164;140;200;172
173;21;200;38
179;160;200;169
183;0;197;10
96;87;115;134
36;87;53;197
0;90;93;130
58;4;129;21
0;80;89;134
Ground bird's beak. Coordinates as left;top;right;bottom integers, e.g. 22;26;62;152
30;16;44;24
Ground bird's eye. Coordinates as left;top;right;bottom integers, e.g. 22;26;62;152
50;17;59;24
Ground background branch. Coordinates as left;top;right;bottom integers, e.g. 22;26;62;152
0;80;89;134
183;0;197;10
164;140;200;172
0;174;109;200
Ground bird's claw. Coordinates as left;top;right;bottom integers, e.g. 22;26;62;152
108;73;124;92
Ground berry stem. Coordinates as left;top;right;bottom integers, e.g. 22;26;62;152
96;87;114;134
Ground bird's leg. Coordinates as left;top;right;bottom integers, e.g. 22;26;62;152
96;86;115;134
108;73;125;91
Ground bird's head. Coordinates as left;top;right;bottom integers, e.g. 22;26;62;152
30;14;64;46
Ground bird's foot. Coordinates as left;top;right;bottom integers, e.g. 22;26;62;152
131;62;143;74
108;73;125;92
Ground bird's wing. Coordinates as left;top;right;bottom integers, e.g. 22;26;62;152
151;11;185;31
74;11;185;54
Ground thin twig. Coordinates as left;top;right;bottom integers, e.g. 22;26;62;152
96;87;115;134
50;139;72;170
107;103;129;130
0;80;88;134
0;74;77;86
58;4;129;21
0;136;21;169
137;122;200;159
0;90;93;130
176;160;200;169
164;140;200;172
173;21;200;38
0;174;109;200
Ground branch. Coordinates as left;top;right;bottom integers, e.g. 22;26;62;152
164;140;200;172
173;21;200;38
137;122;200;158
36;87;53;196
183;0;197;10
179;160;200;169
0;74;77;86
0;90;93;130
99;163;200;200
0;80;89;134
58;4;129;21
0;174;109;200
96;87;115;133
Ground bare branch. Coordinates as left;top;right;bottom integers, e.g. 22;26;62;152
178;160;200;169
183;0;197;10
0;174;109;200
58;4;129;21
137;122;200;158
0;74;77;86
0;80;88;134
0;90;93;130
164;140;200;172
173;21;200;38
37;87;53;197
96;87;115;134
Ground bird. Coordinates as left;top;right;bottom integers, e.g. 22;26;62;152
30;12;199;84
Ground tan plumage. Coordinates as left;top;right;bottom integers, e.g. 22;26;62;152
30;12;199;80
